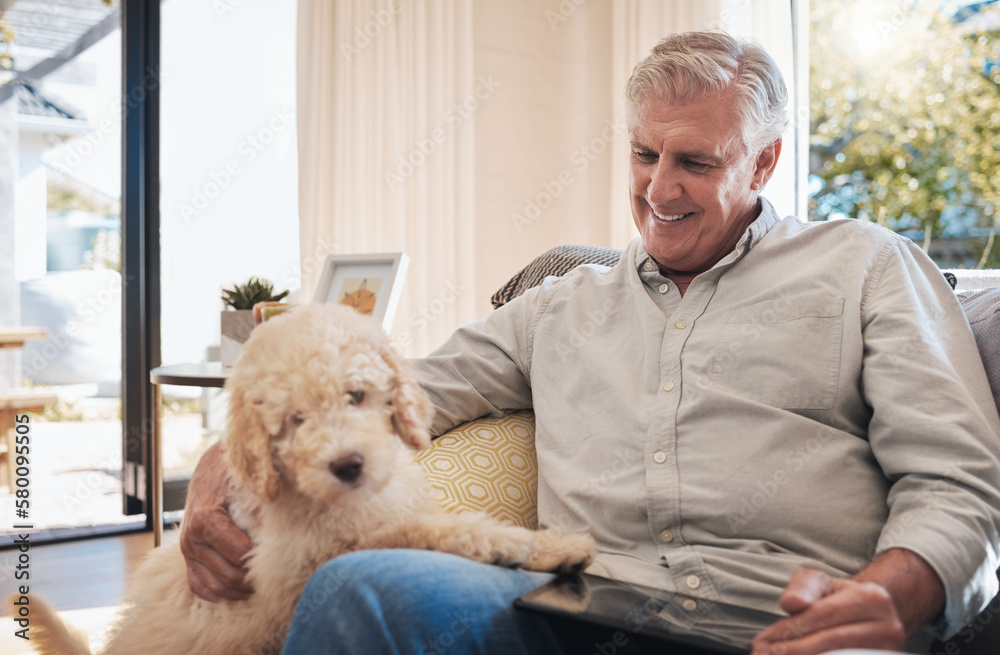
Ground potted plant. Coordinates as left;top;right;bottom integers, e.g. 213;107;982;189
220;277;289;366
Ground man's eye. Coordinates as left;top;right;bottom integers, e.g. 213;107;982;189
684;159;709;170
347;390;365;406
632;149;657;162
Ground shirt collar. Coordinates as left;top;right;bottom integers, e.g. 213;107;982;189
633;197;784;274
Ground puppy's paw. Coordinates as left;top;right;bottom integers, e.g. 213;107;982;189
481;530;536;568
523;530;596;574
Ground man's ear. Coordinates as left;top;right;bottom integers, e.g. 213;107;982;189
750;138;782;191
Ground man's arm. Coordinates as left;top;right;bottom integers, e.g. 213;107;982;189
179;442;255;602
751;548;943;655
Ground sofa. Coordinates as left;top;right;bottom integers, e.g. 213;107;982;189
414;244;1000;655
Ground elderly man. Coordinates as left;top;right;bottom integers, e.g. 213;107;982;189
181;32;1000;655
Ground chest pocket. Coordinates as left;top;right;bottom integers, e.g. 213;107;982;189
708;295;845;410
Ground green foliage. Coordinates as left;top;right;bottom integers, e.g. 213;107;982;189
82;229;121;273
810;0;1000;267
222;276;289;310
48;179;119;215
0;18;13;72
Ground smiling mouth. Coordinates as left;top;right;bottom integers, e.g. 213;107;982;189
653;210;694;222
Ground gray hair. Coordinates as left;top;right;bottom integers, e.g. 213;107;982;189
625;32;788;153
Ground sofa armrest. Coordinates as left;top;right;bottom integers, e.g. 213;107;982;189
414;411;538;529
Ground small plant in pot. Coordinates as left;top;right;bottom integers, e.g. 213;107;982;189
220;277;289;366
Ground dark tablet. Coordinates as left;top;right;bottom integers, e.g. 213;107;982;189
514;573;784;655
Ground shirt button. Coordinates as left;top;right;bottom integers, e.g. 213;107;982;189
652;451;667;464
663;382;674;392
659;529;674;543
674;320;686;330
682;599;697;611
658;283;669;294
644;261;655;272
685;575;701;590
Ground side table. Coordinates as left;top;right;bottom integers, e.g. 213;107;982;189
149;362;230;546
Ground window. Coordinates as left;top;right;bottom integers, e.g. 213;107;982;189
809;0;1000;268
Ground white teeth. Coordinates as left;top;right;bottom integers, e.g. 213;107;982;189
654;211;690;222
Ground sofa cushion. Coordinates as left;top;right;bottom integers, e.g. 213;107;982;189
415;411;538;529
491;245;623;309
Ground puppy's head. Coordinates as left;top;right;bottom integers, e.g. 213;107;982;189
223;303;433;504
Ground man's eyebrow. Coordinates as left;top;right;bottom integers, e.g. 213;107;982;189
674;149;725;165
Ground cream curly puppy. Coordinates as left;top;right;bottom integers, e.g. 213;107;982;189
20;303;595;655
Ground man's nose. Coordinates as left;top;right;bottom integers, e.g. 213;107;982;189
646;163;683;206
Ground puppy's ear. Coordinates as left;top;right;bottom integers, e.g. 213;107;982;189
224;386;282;502
381;346;433;450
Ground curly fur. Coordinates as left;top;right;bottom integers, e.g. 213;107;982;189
14;303;595;655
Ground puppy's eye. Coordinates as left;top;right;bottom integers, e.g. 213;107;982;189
346;390;365;406
290;412;305;425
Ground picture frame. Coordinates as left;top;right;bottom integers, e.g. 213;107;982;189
313;252;409;332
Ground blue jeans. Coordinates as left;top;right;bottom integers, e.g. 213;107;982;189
281;549;567;655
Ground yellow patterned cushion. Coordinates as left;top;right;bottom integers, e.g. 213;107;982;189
415;411;538;529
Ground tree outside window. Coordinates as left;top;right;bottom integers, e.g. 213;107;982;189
810;0;1000;268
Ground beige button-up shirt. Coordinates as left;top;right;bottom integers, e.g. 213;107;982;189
415;199;1000;637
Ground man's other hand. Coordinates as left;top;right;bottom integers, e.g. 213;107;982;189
179;443;254;602
752;548;944;654
751;569;905;655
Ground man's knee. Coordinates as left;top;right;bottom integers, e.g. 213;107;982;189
293;552;379;625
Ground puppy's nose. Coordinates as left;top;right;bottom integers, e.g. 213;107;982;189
329;453;364;483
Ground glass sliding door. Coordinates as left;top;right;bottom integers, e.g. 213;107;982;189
0;0;133;544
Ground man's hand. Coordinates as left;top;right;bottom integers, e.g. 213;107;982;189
751;548;944;655
179;443;254;602
751;570;904;654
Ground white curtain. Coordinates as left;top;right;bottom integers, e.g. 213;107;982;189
297;0;807;354
297;0;476;356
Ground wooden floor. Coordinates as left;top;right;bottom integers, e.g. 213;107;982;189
0;529;179;654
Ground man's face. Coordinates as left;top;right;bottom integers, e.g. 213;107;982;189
629;94;779;276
